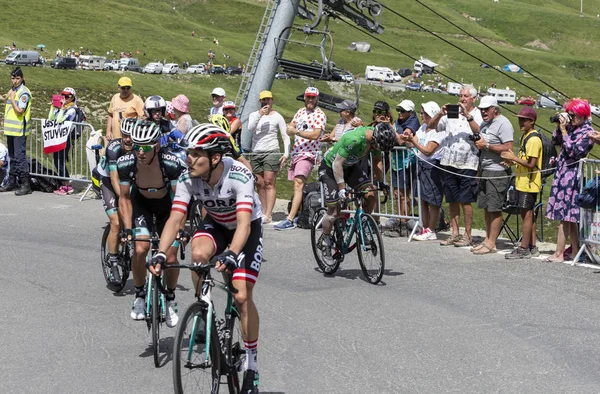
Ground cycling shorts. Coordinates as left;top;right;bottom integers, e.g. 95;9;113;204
100;176;119;216
131;189;172;237
193;216;263;284
318;161;371;205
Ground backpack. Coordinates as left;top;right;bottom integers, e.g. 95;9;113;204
576;176;600;209
71;107;87;139
520;130;558;181
288;182;322;229
29;158;62;192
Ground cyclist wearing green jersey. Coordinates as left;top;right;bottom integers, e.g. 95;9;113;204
318;123;396;263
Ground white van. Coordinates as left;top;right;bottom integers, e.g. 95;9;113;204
487;88;516;104
162;63;179;74
5;51;41;66
143;62;163;74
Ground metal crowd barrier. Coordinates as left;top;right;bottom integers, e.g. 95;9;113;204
28;118;102;201
574;159;600;266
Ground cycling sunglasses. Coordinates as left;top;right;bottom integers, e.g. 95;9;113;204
373;109;388;115
133;144;156;152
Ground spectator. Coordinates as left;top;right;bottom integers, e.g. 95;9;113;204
247;91;290;227
210;87;226;115
105;77;144;141
471;96;514;254
222;101;242;148
0;140;8;188
48;87;79;195
322;99;361;143
429;86;482;247
543;99;594;262
385;100;420;237
276;87;326;229
0;67;32;196
165;101;177;127
501;107;542;259
172;94;193;134
404;101;444;241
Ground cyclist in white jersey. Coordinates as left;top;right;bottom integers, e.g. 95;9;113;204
150;123;263;394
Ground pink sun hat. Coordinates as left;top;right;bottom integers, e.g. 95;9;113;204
172;94;190;113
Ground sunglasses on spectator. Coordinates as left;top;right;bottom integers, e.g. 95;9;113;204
134;144;156;152
119;86;131;90
397;108;409;113
373;109;388;115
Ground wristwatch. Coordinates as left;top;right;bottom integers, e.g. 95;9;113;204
485;142;490;151
466;116;474;122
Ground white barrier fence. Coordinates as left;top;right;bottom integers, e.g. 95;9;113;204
575;159;600;266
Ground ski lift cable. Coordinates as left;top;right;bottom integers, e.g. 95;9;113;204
413;0;570;101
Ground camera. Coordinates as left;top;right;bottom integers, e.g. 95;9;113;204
469;133;481;142
550;112;569;123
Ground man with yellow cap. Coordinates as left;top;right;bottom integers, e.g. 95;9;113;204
105;77;145;140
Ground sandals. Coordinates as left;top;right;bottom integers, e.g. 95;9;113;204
440;234;461;246
471;244;497;255
542;256;564;263
470;242;484;252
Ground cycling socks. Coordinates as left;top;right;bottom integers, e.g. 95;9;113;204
135;286;146;299
108;253;118;266
244;339;258;372
166;288;176;301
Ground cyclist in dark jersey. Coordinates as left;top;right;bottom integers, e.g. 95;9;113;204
92;117;136;283
150;123;263;394
318;123;396;263
117;120;185;326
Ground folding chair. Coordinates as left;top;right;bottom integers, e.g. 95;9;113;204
500;183;545;245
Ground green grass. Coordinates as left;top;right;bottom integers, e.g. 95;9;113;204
3;0;600;242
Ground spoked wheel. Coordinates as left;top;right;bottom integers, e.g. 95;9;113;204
226;309;245;394
310;208;342;275
356;214;385;284
173;302;222;394
100;225;129;292
151;276;162;368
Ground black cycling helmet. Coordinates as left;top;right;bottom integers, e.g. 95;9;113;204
372;123;396;151
373;100;390;112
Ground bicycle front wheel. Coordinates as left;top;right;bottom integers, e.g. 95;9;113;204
173;302;222;394
152;276;161;368
310;208;341;275
356;214;385;284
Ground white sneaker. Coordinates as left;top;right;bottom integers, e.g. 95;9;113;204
165;300;179;328
413;228;437;241
321;235;334;266
130;297;145;320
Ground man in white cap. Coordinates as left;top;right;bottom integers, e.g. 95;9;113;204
210;87;226;115
429;85;482;247
471;95;514;255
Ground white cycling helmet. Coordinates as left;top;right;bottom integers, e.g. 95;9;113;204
120;118;137;136
131;120;161;144
184;123;231;153
144;95;166;116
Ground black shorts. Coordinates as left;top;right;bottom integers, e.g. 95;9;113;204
318;161;371;205
443;166;478;204
516;190;538;211
131;189;172;237
100;176;119;216
193;216;263;284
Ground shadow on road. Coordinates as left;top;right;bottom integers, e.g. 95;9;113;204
313;267;403;285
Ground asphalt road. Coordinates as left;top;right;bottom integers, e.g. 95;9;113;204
2;191;600;393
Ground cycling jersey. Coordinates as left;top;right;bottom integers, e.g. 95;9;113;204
323;127;382;169
171;157;262;230
117;148;183;193
96;138;126;178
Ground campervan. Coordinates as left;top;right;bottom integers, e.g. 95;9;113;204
486;88;516;104
413;57;437;74
80;55;106;70
5;51;41;66
365;65;394;82
446;82;464;96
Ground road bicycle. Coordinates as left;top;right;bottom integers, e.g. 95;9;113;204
311;188;386;284
163;256;245;394
100;225;131;293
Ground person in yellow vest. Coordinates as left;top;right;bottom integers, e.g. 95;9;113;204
1;67;32;195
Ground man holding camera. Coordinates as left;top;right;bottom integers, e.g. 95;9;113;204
429;85;482;247
472;96;514;254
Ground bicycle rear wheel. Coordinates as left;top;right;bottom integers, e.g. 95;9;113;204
173;302;222;394
152;276;161;368
310;208;341;275
356;214;385;284
225;309;245;394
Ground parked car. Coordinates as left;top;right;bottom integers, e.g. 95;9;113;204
187;64;206;74
340;74;354;83
517;96;535;106
275;72;294;79
119;58;141;72
398;68;412;77
51;57;77;70
225;66;243;75
143;62;163;74
590;104;600;116
104;60;120;71
210;65;226;74
537;95;563;110
405;82;421;91
162;63;179;74
421;85;444;94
